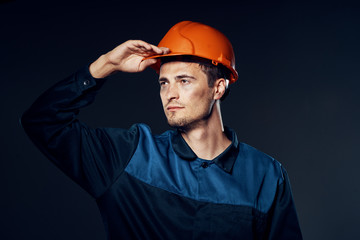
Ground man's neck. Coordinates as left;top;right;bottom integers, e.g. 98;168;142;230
180;101;231;160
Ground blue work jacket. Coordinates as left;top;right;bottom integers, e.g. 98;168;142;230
21;66;302;240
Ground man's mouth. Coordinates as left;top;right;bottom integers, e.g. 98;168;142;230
167;106;184;112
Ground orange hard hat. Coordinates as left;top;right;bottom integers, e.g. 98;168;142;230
145;21;238;83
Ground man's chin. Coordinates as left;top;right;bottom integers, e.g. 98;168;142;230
167;118;200;131
167;118;187;129
168;121;184;129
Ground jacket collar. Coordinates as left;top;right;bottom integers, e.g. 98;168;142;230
171;127;239;174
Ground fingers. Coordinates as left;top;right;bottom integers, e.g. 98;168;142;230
105;40;170;73
159;46;170;54
128;40;169;56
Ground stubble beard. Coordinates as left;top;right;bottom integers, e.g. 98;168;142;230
164;89;215;131
168;115;206;131
166;103;214;131
167;115;199;131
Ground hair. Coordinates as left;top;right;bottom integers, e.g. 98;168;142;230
160;55;231;101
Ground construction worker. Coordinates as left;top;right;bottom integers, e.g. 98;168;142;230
21;21;302;239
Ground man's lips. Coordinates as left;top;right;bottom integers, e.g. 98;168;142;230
166;106;184;111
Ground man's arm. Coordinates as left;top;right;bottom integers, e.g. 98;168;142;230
267;166;303;239
21;40;169;198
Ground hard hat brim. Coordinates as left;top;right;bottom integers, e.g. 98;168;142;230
143;53;238;84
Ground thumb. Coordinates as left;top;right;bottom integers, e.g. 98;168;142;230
139;58;158;71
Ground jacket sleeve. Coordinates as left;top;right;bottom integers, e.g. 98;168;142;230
267;166;303;239
21;66;139;198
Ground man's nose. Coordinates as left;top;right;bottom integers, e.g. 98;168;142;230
166;84;179;101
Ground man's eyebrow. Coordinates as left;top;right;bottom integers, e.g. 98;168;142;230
175;74;196;80
158;74;196;82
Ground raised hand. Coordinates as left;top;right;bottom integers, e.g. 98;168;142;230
90;40;169;78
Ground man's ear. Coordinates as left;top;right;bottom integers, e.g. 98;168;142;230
213;78;227;100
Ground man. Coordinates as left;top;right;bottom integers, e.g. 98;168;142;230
22;21;302;239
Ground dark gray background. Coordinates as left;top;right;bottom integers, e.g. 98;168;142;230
1;0;359;239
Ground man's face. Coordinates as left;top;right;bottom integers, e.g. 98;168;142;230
159;61;215;130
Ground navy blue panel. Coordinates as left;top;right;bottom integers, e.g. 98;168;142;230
97;172;268;240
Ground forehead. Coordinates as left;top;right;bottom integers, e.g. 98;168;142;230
159;61;205;78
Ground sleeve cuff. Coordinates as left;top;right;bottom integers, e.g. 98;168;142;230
76;64;107;91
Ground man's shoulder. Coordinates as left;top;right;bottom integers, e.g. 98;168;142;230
129;123;176;147
236;142;284;181
135;123;174;138
239;142;276;162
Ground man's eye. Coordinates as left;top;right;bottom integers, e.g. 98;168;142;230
181;79;189;84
